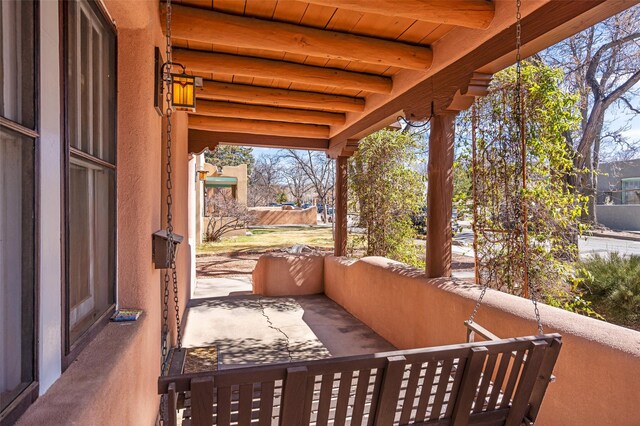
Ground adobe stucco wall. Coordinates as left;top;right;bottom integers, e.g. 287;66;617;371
596;205;640;231
252;253;324;296
19;1;190;425
249;206;318;226
324;256;640;426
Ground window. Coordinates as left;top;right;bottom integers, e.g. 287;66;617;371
622;178;640;205
63;0;116;362
0;0;38;420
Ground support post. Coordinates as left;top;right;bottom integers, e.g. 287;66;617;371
334;156;348;256
426;112;456;278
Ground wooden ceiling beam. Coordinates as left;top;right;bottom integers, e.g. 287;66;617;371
304;0;495;29
174;49;392;94
198;81;365;113
194;100;345;126
189;130;329;153
163;4;432;70
189;115;330;139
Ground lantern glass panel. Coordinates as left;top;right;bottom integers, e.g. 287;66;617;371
171;73;196;111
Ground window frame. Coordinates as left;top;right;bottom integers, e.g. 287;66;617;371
0;0;41;423
60;0;117;371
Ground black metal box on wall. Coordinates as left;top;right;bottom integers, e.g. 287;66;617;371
152;230;184;269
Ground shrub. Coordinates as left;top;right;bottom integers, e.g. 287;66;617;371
577;253;640;329
348;129;425;268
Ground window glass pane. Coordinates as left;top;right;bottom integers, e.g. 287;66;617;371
69;159;115;344
622;179;640;205
0;127;35;411
0;1;35;128
67;0;116;163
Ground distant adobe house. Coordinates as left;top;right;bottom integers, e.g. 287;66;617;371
597;159;640;231
194;154;248;244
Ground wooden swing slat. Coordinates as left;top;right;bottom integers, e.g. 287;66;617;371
451;347;488;425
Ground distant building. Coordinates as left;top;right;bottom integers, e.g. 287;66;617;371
195;154;248;244
596;159;640;231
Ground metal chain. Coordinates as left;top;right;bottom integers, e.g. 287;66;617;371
469;0;543;335
161;0;183;378
515;0;543;335
469;103;487;325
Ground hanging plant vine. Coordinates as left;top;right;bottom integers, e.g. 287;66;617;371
468;62;594;313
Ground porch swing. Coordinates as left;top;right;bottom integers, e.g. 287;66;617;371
157;0;562;424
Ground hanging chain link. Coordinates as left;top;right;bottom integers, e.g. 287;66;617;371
469;102;487;325
515;0;543;335
161;0;182;378
469;0;543;335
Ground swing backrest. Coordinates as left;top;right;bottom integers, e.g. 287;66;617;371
159;334;561;426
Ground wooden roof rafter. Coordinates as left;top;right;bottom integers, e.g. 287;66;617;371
304;0;496;29
173;49;393;94
197;81;366;113
171;0;639;154
163;4;434;70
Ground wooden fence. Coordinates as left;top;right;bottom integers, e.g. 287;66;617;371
158;334;561;426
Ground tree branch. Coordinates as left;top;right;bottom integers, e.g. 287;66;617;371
585;31;640;99
604;69;640;107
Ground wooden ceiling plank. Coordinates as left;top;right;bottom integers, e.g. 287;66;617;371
396;20;440;44
189;115;330;138
272;1;309;24
164;4;433;70
197;81;365;113
194;100;346;126
325;7;363;32
174;48;393;94
304;0;496;29
243;0;278;19
349;12;415;40
210;0;245;15
299;3;337;29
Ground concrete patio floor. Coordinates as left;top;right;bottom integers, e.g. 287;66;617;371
182;277;395;369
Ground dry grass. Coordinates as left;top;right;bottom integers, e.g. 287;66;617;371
197;226;334;255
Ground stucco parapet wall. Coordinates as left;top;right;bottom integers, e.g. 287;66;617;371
17;315;157;426
249;206;317;226
323;255;640;425
253;252;324;296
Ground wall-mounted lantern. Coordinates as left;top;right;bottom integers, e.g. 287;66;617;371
160;61;197;112
171;71;196;111
196;169;209;182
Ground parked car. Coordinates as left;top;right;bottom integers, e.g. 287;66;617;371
411;207;459;236
411;206;427;234
317;204;334;214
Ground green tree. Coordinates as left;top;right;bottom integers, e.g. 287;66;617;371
349;129;424;267
205;145;255;175
275;192;287;204
459;62;591;311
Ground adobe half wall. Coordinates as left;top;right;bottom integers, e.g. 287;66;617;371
324;256;640;426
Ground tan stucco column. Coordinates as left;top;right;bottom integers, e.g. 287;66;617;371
426;112;457;278
334;156;348;256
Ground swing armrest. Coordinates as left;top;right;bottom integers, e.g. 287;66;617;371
464;320;557;383
464;320;501;342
